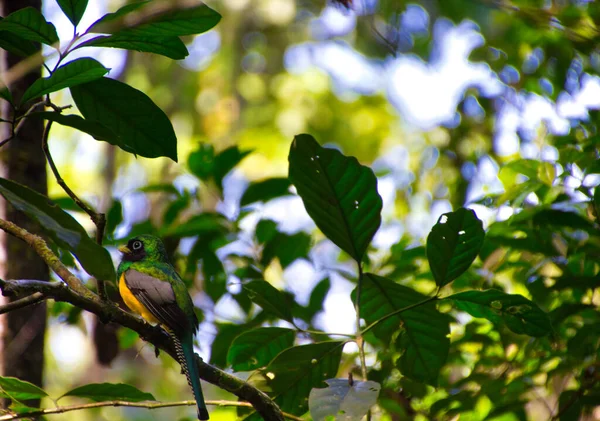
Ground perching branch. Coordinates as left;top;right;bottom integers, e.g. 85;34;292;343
41;119;108;300
0;399;304;421
0;290;44;314
0;220;285;421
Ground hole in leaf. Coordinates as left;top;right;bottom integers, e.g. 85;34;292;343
440;215;448;223
266;372;275;380
458;230;466;235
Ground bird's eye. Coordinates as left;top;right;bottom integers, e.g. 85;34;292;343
132;240;143;250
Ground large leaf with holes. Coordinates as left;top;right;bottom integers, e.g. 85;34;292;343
70;77;177;161
426;207;485;287
309;378;381;421
21;58;109;105
446;290;552;337
288;134;382;262
78;34;188;60
354;274;449;385
0;7;58;45
0;178;115;281
246;342;344;420
227;327;295;371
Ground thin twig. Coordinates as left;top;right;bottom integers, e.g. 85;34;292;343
354;265;370;421
0;292;44;314
0;399;304;421
0;99;46;148
41;120;108;299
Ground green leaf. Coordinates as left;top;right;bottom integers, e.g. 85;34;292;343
161;213;228;238
558;390;581;421
70;77;177;161
227;327;295;371
426;207;485;287
261;231;311;268
33;112;121;146
243;280;294;323
188;144;215;180
446;289;553;337
105;200;123;235
21;58;109;105
0;27;37;57
0;376;48;401
354;274;449;385
60;383;155;402
57;0;88;27
309;379;381;421
87;1;150;33
251;342;344;418
0;178;116;281
241;177;291;206
0;87;12;104
288;134;382;262
79;34;188;60
119;4;221;37
213;146;252;191
0;7;58;46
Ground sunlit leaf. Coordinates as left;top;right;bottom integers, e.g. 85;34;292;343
243;280;294;323
0;178;116;281
21;58;109;105
79;34;188;60
446;289;552;337
60;383;155;402
0;7;58;45
57;0;88;27
309;378;381;421
247;342;344;420
227;327;295;371
241;177;291;206
0;376;48;401
426;207;485;287
70;77;177;161
288;134;382;262
354;274;449;385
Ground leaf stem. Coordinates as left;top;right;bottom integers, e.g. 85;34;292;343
354;264;370;421
361;295;440;336
41;119;108;299
0;398;304;421
298;329;355;338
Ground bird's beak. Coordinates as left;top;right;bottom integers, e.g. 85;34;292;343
118;245;131;254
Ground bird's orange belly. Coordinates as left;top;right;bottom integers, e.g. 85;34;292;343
119;273;160;325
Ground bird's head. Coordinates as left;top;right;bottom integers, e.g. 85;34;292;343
118;234;169;263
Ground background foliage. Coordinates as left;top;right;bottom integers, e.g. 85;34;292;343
1;0;600;420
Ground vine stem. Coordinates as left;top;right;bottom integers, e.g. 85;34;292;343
354;264;370;421
0;399;304;421
41;120;108;299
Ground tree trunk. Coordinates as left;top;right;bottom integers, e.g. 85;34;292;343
0;0;48;409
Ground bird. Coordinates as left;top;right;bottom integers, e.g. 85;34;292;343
117;234;209;420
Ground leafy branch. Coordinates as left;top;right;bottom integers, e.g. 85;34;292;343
0;218;285;421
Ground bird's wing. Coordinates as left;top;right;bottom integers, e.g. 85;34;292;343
124;269;190;335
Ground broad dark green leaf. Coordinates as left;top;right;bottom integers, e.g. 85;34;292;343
426;207;485;287
446;289;552;337
57;0;88;27
241;177;291;206
227;327;295;371
87;1;150;33
60;383;155;402
243;280;294;323
248;342;344;419
161;213;228;238
0;376;48;401
354;274;449;385
21;58;109;105
0;24;37;57
0;178;115;281
0;7;58;46
119;4;221;37
288;134;382;262
309;378;381;421
188;144;215;180
213;146;252;191
33;112;122;147
558;390;581;421
255;219;278;244
79;34;188;60
187;233;227;302
70;77;177;161
261;231;311;268
105;200;123;235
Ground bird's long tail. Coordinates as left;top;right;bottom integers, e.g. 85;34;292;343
170;332;209;420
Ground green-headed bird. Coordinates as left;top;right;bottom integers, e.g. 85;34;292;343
117;234;209;420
